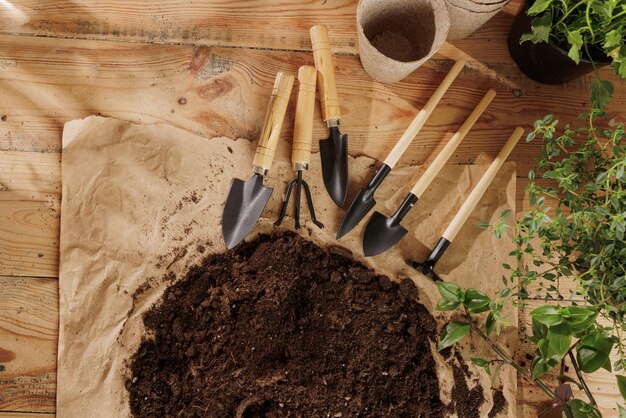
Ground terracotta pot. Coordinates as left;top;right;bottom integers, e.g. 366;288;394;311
507;1;607;84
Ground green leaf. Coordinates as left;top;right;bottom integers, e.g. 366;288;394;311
563;306;595;325
590;79;614;110
437;281;462;302
605;29;623;50
531;354;558;379
547;323;572;358
438;321;470;351
470;357;489;367
486;313;495;336
436;298;461;311
567;399;602;418
617;375;626;401
531;305;563;326
532;318;548;340
478;221;490;229
464;288;491;313
520;13;552;44
566;30;583;64
527;0;552;15
577;332;614;373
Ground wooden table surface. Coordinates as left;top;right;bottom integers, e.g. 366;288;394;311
0;1;624;416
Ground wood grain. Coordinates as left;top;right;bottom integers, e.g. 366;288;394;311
0;276;57;413
0;34;623;179
0;0;521;58
0;152;60;278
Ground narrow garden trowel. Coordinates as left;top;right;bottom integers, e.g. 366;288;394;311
363;89;496;257
410;127;524;281
336;59;467;239
222;71;295;249
310;25;348;207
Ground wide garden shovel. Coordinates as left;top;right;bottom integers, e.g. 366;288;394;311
336;59;466;239
310;25;348;207
411;127;524;281
362;89;496;256
222;71;295;249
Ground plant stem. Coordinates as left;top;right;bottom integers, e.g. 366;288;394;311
567;350;597;406
462;308;556;398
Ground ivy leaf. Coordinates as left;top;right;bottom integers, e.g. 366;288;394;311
590;79;614;110
617;375;626;401
438;321;470;351
547;323;572;358
527;0;552;15
464;289;491;313
520;13;552;44
567;30;583;64
604;29;623;50
531;305;563;326
567;399;602;418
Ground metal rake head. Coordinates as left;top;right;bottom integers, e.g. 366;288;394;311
274;171;324;230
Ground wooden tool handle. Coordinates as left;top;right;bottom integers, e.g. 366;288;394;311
253;71;295;172
383;59;466;169
441;127;524;242
292;66;317;169
310;25;341;125
410;89;496;197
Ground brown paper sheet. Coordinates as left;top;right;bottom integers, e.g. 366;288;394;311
58;116;518;417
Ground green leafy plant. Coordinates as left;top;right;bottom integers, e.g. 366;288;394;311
521;0;625;108
435;106;626;417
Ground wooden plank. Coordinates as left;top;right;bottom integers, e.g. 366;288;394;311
0;413;55;417
0;0;521;61
517;300;623;418
0;276;57;413
0;152;60;278
0;34;623;177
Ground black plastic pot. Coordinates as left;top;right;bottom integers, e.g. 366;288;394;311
507;1;605;84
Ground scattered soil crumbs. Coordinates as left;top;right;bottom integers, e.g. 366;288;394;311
488;389;506;418
128;232;476;417
449;352;485;418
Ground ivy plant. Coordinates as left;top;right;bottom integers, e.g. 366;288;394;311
435;105;626;417
521;0;625;108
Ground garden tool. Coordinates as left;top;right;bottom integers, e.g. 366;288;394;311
410;127;524;281
310;24;348;207
336;59;466;239
222;71;294;249
275;66;324;230
363;89;496;257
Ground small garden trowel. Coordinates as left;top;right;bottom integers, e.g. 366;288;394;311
310;25;348;207
362;89;496;257
410;127;524;281
222;72;294;249
336;59;466;239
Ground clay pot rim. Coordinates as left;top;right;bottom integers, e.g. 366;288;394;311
446;0;507;12
446;1;504;14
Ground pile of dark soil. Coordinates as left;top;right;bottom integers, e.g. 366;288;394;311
127;232;480;417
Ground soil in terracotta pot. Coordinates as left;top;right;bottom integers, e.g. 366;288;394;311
127;232;486;417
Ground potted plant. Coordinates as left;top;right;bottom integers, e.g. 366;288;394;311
508;0;625;87
434;104;626;417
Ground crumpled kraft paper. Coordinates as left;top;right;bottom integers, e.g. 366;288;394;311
58;116;518;417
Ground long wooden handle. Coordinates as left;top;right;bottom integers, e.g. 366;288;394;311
292;66;317;169
310;25;341;125
410;90;496;197
441;127;524;242
383;59;466;169
253;71;295;172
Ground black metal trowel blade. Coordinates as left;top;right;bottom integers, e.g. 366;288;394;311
362;193;418;257
336;163;391;239
222;173;273;250
320;126;348;207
